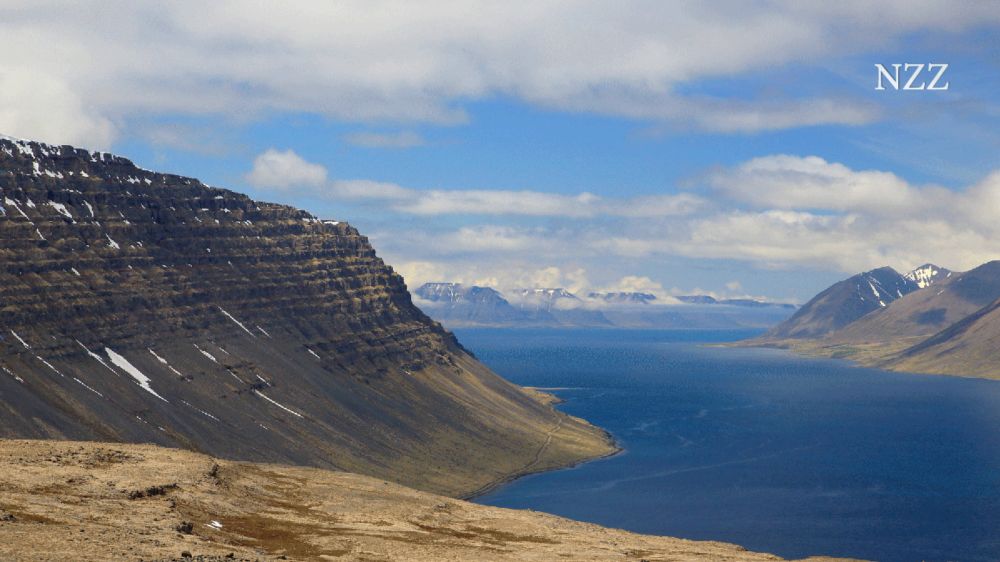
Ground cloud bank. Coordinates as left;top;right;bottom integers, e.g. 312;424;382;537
290;152;1000;290
2;1;998;146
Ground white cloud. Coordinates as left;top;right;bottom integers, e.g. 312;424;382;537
245;149;328;189
373;156;1000;283
343;131;425;148
3;1;998;143
328;179;705;218
595;276;678;302
704;155;946;215
0;69;116;149
390;259;591;295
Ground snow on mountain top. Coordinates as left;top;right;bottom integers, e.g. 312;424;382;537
905;264;948;289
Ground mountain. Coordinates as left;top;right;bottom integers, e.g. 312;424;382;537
677;295;797;309
0;135;614;497
762;267;919;339
827;261;1000;345
588;291;657;305
745;260;1000;380
904;263;951;288
888;295;1000;378
412;284;796;329
676;295;718;304
510;288;613;326
413;282;534;325
513;287;583;310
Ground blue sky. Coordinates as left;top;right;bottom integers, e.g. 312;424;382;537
3;2;1000;302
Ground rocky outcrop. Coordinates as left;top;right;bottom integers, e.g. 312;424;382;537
0;135;615;497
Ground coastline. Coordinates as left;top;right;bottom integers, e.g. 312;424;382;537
460;390;623;501
729;338;1000;382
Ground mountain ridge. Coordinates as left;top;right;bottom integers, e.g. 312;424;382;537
747;261;1000;380
413;282;796;328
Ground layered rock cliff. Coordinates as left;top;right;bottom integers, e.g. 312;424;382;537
0;135;614;497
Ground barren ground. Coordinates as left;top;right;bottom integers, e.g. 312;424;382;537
0;439;862;562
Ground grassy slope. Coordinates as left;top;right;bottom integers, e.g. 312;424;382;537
0;439;860;562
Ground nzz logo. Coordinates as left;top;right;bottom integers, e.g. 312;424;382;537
875;63;949;91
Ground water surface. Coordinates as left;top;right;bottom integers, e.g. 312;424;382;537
459;329;1000;562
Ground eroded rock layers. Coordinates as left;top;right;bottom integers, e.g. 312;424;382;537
0;137;613;496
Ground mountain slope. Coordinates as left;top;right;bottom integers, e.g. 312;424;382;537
761;267;918;339
510;288;612;326
827;261;1000;345
0;439;852;562
0;135;614;497
885;295;1000;378
414;282;536;325
904;263;951;288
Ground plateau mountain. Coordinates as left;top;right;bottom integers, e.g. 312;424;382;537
0;135;614;497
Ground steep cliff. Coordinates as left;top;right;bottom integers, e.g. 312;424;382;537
0;135;614;497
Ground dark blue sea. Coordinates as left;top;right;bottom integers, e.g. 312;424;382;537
458;328;1000;562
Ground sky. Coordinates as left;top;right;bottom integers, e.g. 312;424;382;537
2;1;1000;303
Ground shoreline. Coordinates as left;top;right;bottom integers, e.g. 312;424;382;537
460;393;624;501
460;429;623;501
730;338;1000;383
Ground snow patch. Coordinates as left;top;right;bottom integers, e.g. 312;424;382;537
46;201;74;221
148;348;186;379
35;356;64;377
73;377;104;397
77;340;119;376
218;307;256;337
194;344;219;364
181;399;219;421
254;390;304;418
10;330;30;349
105;348;168;402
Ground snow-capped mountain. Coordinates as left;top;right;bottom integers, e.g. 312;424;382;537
763;266;920;339
412;283;795;329
587;292;657;305
513;288;581;311
676;295;797;309
904;264;951;289
413;283;531;324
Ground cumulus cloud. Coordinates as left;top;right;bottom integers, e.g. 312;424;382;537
343;131;425;148
0;69;116;149
245;149;328;189
373;156;1000;284
3;1;998;143
391;259;591;295
326;179;705;218
704;155;949;215
594;276;678;301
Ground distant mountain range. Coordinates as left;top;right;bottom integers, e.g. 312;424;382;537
414;282;797;329
749;262;1000;380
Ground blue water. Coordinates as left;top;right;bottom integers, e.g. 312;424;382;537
458;329;1000;562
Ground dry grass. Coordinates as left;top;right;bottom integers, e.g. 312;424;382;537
0;439;863;562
